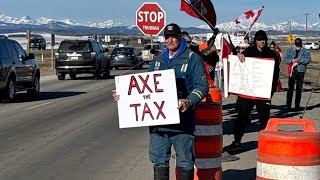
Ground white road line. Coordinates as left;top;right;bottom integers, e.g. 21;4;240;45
90;86;105;91
25;102;53;110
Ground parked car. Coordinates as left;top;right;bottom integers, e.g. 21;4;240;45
0;38;40;102
110;47;143;69
30;37;46;50
141;43;164;64
303;42;320;50
55;39;110;80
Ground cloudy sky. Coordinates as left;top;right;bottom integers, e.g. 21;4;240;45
1;0;319;27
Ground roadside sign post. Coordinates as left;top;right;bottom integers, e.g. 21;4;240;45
136;2;166;37
287;34;296;48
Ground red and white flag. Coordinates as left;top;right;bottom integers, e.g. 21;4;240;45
235;7;264;28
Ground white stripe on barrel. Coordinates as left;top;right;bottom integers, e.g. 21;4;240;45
195;157;222;169
194;125;222;136
257;161;320;180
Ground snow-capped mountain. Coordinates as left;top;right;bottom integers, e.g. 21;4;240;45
0;14;319;35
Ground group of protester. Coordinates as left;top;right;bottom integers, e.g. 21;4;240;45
112;23;311;180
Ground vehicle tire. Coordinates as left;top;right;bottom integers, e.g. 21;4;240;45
310;47;313;50
4;78;16;102
115;67;119;70
27;76;40;97
58;73;66;80
43;46;46;50
103;65;111;79
69;73;77;79
38;47;41;50
94;66;101;80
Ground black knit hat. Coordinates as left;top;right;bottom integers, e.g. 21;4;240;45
295;38;302;47
254;30;267;41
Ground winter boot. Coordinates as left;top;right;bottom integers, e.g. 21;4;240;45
180;168;194;180
154;166;169;180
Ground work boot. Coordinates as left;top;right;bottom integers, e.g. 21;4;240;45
154;166;169;180
223;141;242;152
180;168;194;180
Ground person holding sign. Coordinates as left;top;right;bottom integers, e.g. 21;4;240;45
113;23;208;180
224;30;280;152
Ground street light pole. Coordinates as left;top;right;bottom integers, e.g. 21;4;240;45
305;13;311;43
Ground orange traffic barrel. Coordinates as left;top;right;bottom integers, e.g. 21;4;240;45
195;102;223;180
202;85;222;103
257;118;320;180
175;102;222;180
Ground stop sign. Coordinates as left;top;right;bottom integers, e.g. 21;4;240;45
136;2;166;36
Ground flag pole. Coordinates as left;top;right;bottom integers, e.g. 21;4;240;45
185;0;215;30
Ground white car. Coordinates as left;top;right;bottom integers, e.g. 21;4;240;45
141;43;164;64
303;42;320;50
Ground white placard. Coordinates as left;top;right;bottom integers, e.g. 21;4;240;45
228;55;275;99
115;69;180;128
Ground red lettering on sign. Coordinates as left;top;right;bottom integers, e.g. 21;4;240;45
128;76;141;95
139;75;153;93
154;101;165;119
141;103;154;121
153;73;163;93
130;103;141;121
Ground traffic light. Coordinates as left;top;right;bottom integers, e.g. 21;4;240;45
51;34;55;46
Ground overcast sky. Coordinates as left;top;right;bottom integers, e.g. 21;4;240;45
1;0;319;27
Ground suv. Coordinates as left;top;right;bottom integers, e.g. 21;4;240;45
0;38;40;102
141;43;164;64
30;37;46;50
55;39;110;80
303;42;320;50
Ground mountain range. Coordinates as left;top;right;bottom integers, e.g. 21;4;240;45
1;14;320;36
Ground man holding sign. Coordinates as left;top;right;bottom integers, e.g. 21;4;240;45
224;30;280;153
113;23;208;180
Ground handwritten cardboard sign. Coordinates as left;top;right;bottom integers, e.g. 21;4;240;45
228;55;275;99
115;69;180;128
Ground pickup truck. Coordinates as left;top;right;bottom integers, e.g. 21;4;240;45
141;43;164;64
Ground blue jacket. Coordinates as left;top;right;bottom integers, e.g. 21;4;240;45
284;48;311;72
148;40;208;134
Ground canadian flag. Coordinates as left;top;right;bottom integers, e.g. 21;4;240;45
235;7;264;28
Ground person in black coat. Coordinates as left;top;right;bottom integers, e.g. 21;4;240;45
223;30;280;152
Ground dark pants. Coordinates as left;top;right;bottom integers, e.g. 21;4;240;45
286;72;305;108
233;97;271;143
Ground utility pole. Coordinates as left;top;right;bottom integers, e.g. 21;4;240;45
305;13;311;43
289;20;292;48
51;20;54;69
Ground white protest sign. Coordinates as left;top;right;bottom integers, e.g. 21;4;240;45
115;69;180;128
228;55;275;99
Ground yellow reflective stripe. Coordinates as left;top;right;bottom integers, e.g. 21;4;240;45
189;51;193;59
155;61;160;67
181;64;188;72
191;91;202;99
193;89;203;98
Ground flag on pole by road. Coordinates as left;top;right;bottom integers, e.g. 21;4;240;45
221;37;231;59
180;0;217;30
235;6;264;29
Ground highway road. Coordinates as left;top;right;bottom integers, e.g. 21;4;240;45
0;66;319;180
0;67;156;180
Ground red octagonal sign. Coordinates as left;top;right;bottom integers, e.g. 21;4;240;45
136;2;166;36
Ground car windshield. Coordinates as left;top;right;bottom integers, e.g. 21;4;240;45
30;38;42;43
112;48;134;54
144;44;160;50
59;41;91;52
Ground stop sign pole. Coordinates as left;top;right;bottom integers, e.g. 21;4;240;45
136;2;166;36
